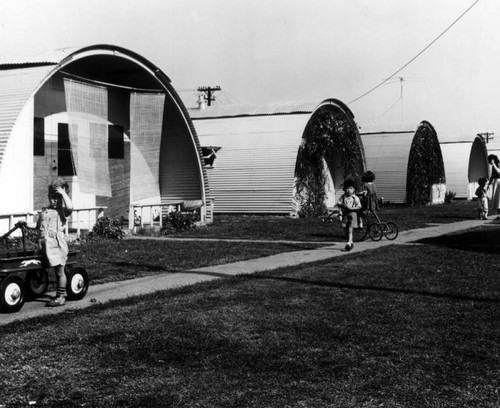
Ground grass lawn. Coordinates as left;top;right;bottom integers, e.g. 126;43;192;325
165;200;479;241
1;221;499;407
79;240;320;284
78;200;478;284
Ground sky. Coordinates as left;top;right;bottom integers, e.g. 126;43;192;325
1;0;499;140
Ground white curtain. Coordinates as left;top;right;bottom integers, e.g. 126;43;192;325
129;92;165;201
64;78;111;196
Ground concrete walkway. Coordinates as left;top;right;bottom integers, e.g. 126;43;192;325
1;219;495;325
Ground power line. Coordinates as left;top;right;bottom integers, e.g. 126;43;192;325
364;95;402;127
348;0;481;105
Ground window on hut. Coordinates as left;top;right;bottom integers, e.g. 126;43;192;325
58;123;76;177
34;117;44;156
108;124;124;159
202;146;220;167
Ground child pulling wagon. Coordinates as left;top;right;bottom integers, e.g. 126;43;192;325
0;179;89;312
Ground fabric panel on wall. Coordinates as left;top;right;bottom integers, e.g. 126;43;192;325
64;78;112;197
129;92;166;201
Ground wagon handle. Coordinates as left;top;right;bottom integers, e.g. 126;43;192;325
21;223;27;255
0;222;29;255
0;224;21;242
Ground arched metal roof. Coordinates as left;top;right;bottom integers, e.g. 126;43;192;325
189;98;355;120
360;121;444;204
440;135;488;199
0;44;207;198
192;98;363;214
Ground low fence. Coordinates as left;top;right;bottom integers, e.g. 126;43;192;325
130;198;214;230
130;202;183;230
0;207;107;237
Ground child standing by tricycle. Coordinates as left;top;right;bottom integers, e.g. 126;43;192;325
475;177;489;220
359;170;379;212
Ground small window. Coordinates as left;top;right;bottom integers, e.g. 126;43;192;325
58;123;76;176
202;146;220;167
34;117;44;156
108;125;124;159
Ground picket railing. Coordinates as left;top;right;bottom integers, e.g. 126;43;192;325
0;207;107;237
130;198;214;229
129;202;183;229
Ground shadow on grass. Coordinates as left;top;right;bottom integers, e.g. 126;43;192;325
110;261;168;272
178;268;500;304
416;225;500;254
239;274;500;304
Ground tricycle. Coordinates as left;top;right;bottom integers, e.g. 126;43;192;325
0;222;89;313
322;206;398;242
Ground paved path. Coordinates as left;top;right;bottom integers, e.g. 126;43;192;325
1;219;495;325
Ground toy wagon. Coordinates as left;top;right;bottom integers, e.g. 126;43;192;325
0;223;89;313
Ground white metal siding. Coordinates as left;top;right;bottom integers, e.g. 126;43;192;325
440;142;472;199
194;114;311;213
360;131;414;203
0;66;54;170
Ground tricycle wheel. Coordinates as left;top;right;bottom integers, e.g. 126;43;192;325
25;269;49;299
353;213;368;242
0;275;26;313
384;222;399;240
368;223;384;241
65;267;89;301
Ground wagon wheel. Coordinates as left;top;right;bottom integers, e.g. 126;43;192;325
25;269;49;299
65;266;89;301
384;222;399;240
0;275;26;313
353;213;368;242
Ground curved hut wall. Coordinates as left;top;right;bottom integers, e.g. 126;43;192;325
0;45;208;233
440;136;488;199
191;99;364;215
360;121;445;205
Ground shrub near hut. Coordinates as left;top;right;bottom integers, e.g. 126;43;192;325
87;217;124;240
295;107;364;217
406;122;445;206
161;211;200;235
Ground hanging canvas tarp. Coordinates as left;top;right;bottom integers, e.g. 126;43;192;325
129;91;165;201
64;78;112;196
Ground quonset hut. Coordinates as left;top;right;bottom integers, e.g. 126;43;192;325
360;121;445;205
439;134;489;199
190;99;366;216
0;45;210;233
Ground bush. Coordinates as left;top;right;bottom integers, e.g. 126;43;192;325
161;211;199;235
87;217;124;240
445;191;456;204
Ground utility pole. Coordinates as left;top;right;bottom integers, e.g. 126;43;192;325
197;86;221;106
477;132;495;143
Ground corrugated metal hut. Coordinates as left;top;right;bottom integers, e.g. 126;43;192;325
360;121;445;205
439;135;489;199
0;44;209;233
190;99;365;215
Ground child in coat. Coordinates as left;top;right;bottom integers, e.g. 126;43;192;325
336;179;362;251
